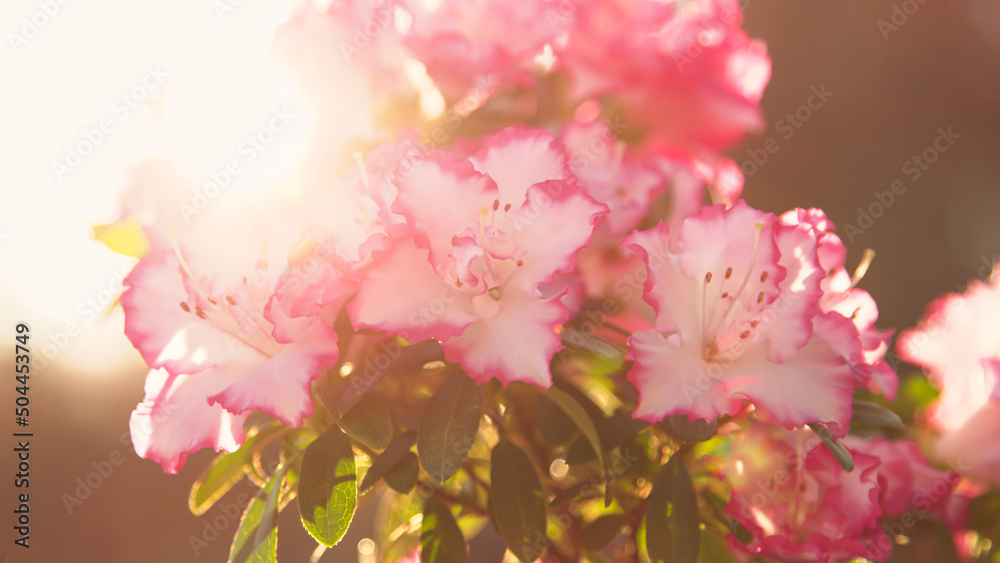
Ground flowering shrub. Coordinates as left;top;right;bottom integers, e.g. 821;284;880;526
103;1;1000;562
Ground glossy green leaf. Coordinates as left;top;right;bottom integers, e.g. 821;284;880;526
385;451;420;494
418;370;484;483
697;530;739;563
582;513;627;552
420;496;467;563
490;439;547;563
565;412;648;464
561;330;626;372
537;399;577;445
543;386;612;506
851;400;904;429
549;480;594;507
190;425;286;515
360;431;417;492
228;465;286;563
667;414;718;443
808;422;854;472
297;427;358;547
646;454;700;563
334;389;394;451
338;339;444;415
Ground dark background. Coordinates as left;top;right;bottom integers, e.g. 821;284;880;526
5;2;1000;562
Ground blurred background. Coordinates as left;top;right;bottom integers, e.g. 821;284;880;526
1;0;999;561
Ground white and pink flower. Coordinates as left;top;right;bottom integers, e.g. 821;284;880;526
349;127;607;387
723;425;886;562
899;262;1000;487
557;0;771;159
123;196;348;472
623;201;892;435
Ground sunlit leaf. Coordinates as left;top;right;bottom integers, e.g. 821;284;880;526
418;370;483;483
420;496;467;563
229;465;286;563
490;439;547;563
92;216;150;258
320;385;394;451
646;454;700;563
298;427;358;547
190;425;287;515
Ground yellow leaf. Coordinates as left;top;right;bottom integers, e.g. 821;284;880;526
93;217;150;258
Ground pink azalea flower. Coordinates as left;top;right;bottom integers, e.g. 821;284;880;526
404;0;555;99
105;154;200;251
623;201;869;435
271;0;410;166
349;127;607;386
898;261;1000;486
842;436;961;524
557;0;771;159
124;198;343;473
560;120;667;236
898;265;1000;432
780;208;898;400
723;426;886;562
935;385;1000;488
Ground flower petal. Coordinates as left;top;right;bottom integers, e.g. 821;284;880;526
627;329;738;422
209;317;338;427
122;251;234;375
349;237;477;342
508;180;608;288
393;152;497;265
441;288;568;387
130;367;248;474
725;312;858;435
470;127;572;207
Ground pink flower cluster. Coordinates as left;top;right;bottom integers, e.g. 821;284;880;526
899;263;1000;488
720;425;961;562
110;1;989;561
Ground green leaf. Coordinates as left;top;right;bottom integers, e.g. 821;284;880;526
561;330;626;372
807;422;854;472
229;464;286;563
565;412;648;464
360;432;417;492
537;399;577;445
646;454;700;563
851;400;904;429
418;370;484;483
190;425;287;515
321;386;394;451
339;339;444;415
582;513;627;552
297;427;358;547
420;495;467;563
697;530;739;563
549;480;595;508
543;386;612;506
667;414;718;443
385;451;420;494
490;439;547;563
